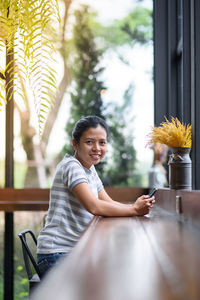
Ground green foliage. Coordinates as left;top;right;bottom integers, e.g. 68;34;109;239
14;162;27;188
14;266;29;300
14;259;29;299
64;5;143;186
13;211;45;299
0;239;29;299
0;160;28;188
17;265;23;272
19;291;29;299
64;5;106;158
20;278;29;285
0;274;3;300
0;159;4;187
92;6;152;48
103;84;142;186
0;0;61;135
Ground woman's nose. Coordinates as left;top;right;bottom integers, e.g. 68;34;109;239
92;143;100;151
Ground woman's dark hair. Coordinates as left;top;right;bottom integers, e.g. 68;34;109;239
72;116;109;143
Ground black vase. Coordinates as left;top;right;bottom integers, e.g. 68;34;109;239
168;147;192;190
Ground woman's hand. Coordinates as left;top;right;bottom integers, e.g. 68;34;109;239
73;183;155;217
133;195;155;216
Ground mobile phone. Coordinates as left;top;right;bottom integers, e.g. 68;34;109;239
148;188;157;197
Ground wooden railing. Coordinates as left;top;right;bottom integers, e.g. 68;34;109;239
1;187;200;300
0;187;149;211
0;188;49;211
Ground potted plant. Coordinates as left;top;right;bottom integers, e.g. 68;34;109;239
148;117;192;190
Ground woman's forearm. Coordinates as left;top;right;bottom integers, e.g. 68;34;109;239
91;196;152;217
90;199;136;217
73;183;154;217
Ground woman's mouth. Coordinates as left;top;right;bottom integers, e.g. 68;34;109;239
90;154;101;160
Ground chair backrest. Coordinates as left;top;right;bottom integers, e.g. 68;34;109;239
18;229;42;280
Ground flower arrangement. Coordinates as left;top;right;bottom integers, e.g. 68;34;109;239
148;117;192;148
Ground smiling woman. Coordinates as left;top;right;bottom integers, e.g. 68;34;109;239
36;116;155;277
72;125;108;169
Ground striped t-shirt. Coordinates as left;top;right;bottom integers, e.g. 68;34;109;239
37;154;103;254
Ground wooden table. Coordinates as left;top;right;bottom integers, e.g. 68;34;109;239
30;189;200;300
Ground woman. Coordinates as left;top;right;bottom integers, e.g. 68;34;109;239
37;116;155;276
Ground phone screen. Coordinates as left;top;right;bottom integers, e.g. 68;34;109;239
149;188;157;197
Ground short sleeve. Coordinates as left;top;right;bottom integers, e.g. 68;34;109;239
62;160;88;191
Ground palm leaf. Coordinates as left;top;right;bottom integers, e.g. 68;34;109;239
0;0;60;134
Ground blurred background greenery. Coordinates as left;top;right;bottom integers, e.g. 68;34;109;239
0;0;153;298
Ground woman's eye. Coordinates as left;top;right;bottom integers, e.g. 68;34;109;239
86;141;92;145
100;141;107;145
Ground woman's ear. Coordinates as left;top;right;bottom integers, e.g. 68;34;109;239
72;139;77;151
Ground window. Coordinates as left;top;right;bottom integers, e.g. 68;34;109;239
154;0;200;189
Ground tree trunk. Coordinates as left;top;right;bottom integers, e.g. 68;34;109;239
16;0;72;187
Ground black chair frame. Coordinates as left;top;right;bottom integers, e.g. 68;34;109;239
18;229;41;286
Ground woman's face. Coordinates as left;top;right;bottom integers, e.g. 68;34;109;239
72;125;107;169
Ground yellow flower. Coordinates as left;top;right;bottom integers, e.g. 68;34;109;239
148;117;192;148
100;89;107;95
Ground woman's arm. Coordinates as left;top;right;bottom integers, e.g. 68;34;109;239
72;183;154;217
98;188;115;203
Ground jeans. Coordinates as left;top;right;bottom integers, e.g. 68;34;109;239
37;252;67;277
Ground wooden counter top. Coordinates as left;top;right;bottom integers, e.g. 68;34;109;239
30;190;200;300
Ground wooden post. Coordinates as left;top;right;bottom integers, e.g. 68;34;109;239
4;11;14;299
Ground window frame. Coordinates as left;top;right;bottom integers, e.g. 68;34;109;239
153;0;200;189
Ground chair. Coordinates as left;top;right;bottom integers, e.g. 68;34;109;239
18;229;41;293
